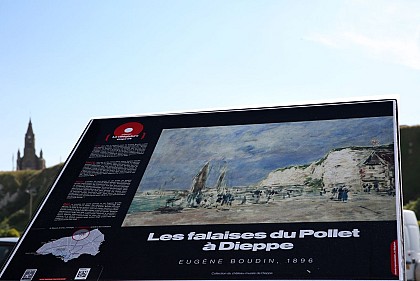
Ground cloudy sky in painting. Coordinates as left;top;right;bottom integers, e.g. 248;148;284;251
138;116;394;190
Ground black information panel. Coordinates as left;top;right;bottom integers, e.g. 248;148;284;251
1;100;404;281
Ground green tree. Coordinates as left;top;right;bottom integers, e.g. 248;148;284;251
404;198;420;225
0;219;20;237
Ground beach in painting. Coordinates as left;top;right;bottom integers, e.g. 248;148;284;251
122;190;395;226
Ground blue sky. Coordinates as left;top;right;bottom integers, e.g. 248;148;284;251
1;1;419;171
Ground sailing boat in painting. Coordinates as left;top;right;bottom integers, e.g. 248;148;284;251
187;162;210;207
216;167;227;195
214;167;235;207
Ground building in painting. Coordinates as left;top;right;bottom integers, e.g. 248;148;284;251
16;119;46;170
359;147;394;192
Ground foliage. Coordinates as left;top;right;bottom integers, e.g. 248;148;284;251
304;177;324;192
8;210;29;232
400;126;420;203
0;228;20;237
0;164;63;233
404;198;420;225
0;218;20;237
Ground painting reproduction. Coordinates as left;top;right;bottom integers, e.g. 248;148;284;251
123;116;396;226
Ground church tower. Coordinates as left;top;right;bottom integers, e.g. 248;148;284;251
16;119;46;170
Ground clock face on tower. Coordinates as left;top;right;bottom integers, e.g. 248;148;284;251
27;135;33;146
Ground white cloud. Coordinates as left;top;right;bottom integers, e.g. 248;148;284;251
306;1;420;70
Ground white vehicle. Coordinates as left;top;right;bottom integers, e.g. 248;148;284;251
404;210;420;281
0;237;18;269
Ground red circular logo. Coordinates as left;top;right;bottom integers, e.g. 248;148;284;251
114;122;144;136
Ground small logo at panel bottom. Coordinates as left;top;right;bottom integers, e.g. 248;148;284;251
75;268;91;280
21;269;37;281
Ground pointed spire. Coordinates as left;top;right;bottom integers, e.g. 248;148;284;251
26;118;34;136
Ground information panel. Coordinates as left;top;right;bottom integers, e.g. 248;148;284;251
1;99;403;281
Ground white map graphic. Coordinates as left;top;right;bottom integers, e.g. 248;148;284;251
36;229;104;262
